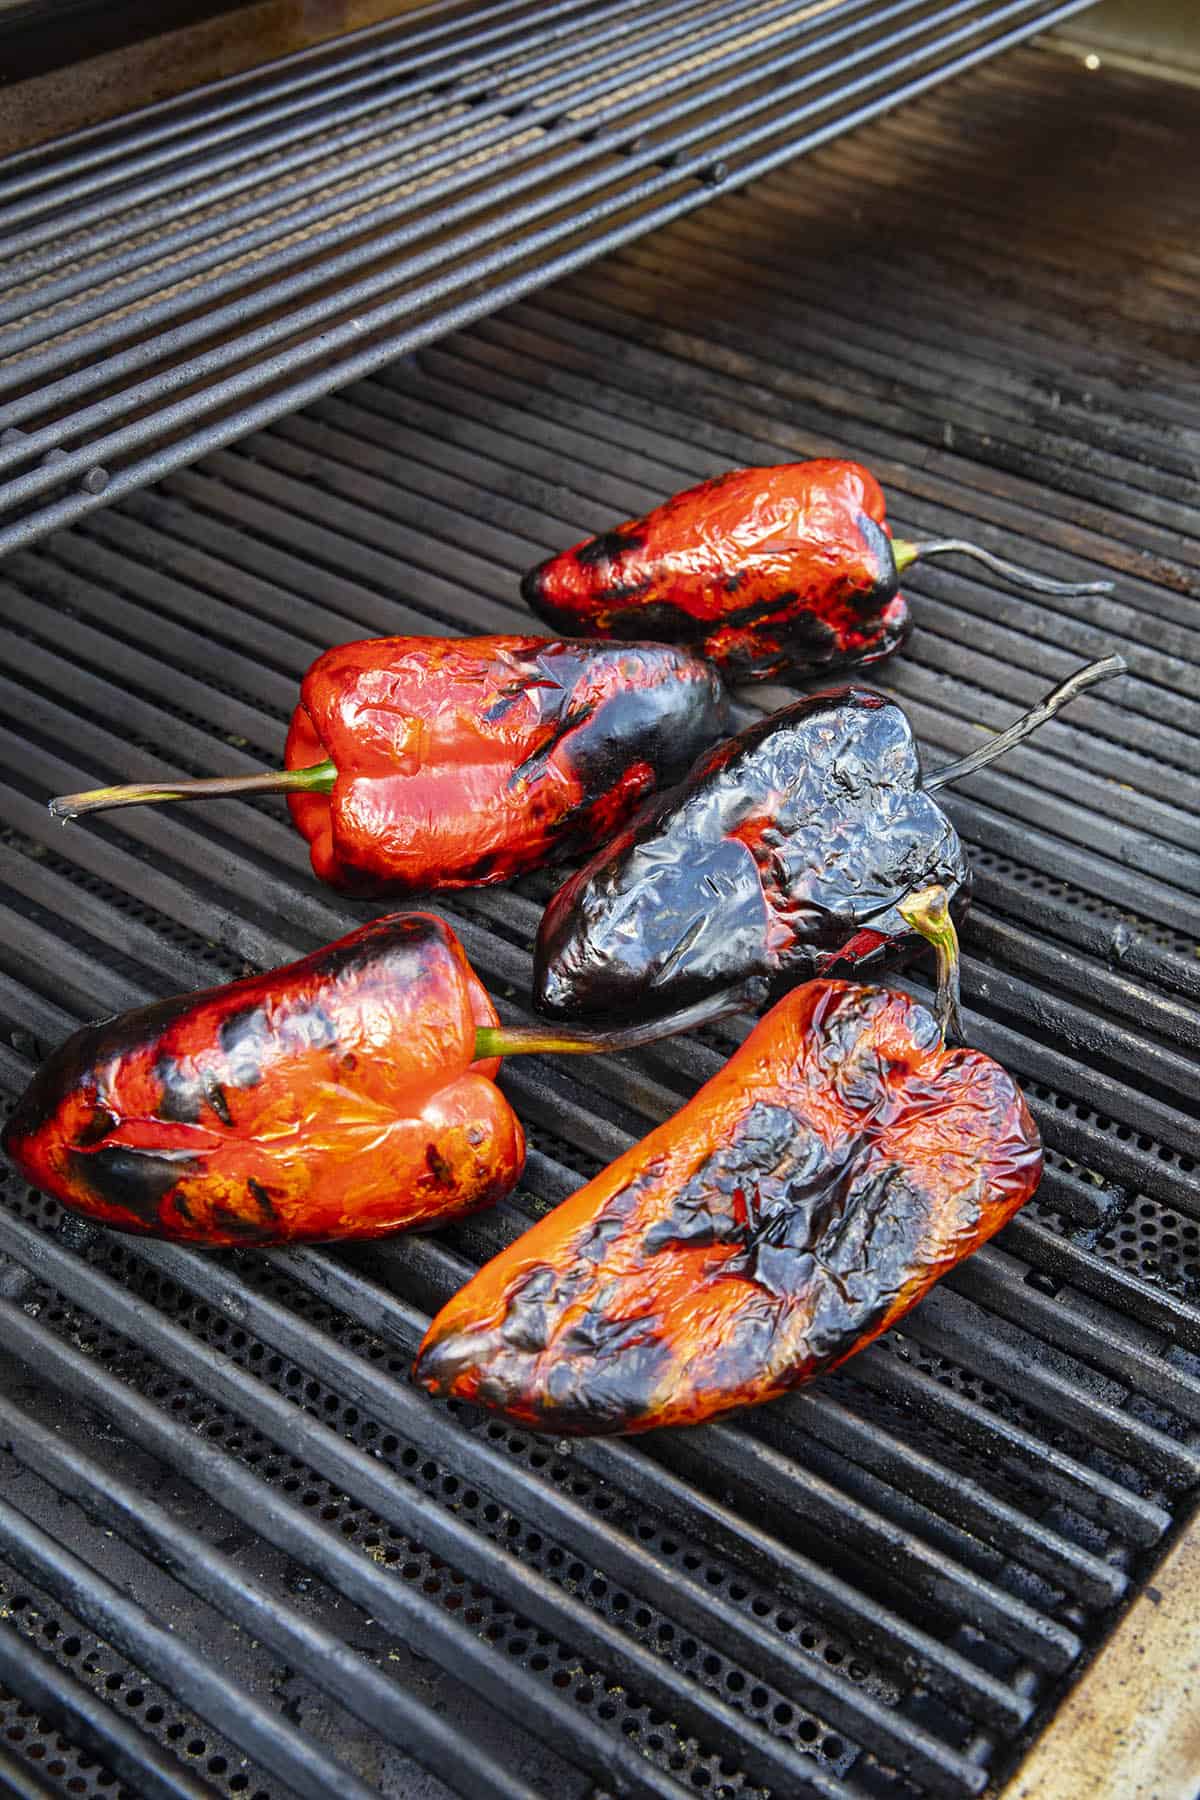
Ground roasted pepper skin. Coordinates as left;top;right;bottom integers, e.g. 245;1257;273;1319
520;462;908;682
415;980;1041;1434
2;915;523;1247
285;635;728;894
534;686;970;1021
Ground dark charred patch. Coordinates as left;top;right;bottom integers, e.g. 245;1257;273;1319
595;578;654;604
798;1163;928;1362
508;704;596;789
643;1104;834;1258
720;590;796;630
605;602;694;643
575;1175;653;1264
560;1308;659;1359
849;511;899;614
217;1005;267;1088
557;668;726;800
425;1144;454;1185
724;571;747;594
774;608;842;660
536;1335;675;1433
156;1055;203;1124
499;1266;558;1354
210;1203;279;1245
574;528;644;567
74;1104;118;1149
246;1177;281;1222
67;1144;203;1224
203;1076;233;1126
457;850;501;883
285;1003;339;1054
519;564;548;606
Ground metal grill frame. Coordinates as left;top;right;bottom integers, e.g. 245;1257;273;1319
3;18;1200;1800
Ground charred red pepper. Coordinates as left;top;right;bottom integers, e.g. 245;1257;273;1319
2;914;746;1248
3;914;519;1247
534;656;1125;1033
415;978;1042;1435
50;635;728;895
522;460;1112;682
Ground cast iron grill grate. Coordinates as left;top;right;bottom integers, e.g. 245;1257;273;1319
0;0;1100;556
1;35;1199;1800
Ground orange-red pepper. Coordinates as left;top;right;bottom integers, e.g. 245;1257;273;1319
3;915;748;1249
3;914;522;1247
50;635;728;895
521;460;1110;682
415;979;1042;1435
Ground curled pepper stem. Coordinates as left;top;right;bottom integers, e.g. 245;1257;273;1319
898;885;963;1041
892;537;1113;596
48;760;338;820
475;986;751;1062
925;654;1126;791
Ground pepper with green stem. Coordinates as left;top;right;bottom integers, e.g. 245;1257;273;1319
533;656;1126;1034
522;459;1112;682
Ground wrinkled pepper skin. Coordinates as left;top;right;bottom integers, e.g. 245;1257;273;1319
2;915;523;1247
534;686;970;1021
416;980;1041;1434
285;635;728;893
521;461;908;682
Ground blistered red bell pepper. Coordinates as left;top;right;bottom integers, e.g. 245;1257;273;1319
3;914;520;1246
50;635;728;895
415;978;1043;1434
521;460;1110;682
2;914;744;1248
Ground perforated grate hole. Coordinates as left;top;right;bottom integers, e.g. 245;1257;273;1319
969;847;1200;964
1095;1196;1200;1303
0;1591;268;1799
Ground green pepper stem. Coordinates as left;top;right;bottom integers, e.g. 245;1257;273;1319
897;884;963;1041
925;655;1126;792
892;537;1112;596
474;986;750;1061
49;761;338;821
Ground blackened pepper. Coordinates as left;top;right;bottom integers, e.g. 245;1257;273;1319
534;657;1125;1030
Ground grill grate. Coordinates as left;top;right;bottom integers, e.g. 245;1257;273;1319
2;37;1200;1800
0;0;1099;555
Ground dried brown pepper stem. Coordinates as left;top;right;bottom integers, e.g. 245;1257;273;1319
474;985;751;1061
925;654;1126;791
893;538;1113;597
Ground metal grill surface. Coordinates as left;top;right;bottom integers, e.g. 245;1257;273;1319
1;42;1198;1800
0;0;1098;556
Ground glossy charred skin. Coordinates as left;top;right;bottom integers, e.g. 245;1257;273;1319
534;686;971;1022
521;461;909;682
284;635;728;894
416;980;1042;1434
2;915;523;1247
